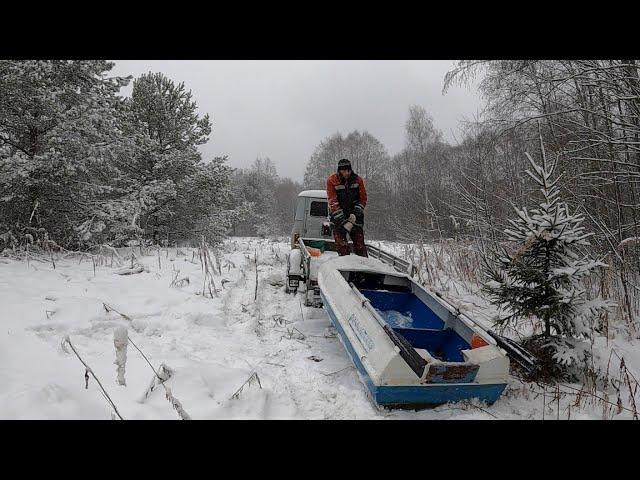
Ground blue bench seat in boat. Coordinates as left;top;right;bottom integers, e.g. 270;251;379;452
393;327;469;362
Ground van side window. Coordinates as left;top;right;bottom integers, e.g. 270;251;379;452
309;201;328;217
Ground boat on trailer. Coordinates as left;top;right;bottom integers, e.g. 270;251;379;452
317;255;510;409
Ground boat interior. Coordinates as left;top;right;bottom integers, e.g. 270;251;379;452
346;271;471;364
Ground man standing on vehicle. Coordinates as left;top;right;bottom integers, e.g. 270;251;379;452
326;158;368;257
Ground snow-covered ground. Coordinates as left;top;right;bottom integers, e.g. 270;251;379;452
1;237;638;419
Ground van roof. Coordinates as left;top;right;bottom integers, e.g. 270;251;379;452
298;190;327;199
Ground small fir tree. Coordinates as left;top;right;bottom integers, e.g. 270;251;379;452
483;132;612;368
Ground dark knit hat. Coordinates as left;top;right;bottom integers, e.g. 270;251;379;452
337;158;352;171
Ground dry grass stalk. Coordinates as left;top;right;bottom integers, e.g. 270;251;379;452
140;363;173;402
198;237;219;298
281;327;306;341
254;249;258;301
103;303;132;321
230;372;262;400
127;334;191;420
62;336;124;420
169;270;190;288
271;314;290;327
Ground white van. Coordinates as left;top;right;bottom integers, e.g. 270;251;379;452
289;189;333;247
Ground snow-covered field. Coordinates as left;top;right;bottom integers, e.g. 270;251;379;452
1;237;638;419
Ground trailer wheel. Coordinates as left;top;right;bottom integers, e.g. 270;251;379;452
284;269;295;294
285;281;297;294
285;250;301;294
286;276;298;294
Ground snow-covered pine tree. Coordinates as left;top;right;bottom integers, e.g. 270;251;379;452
483;130;613;370
115;71;240;246
0;60;132;248
119;72;211;243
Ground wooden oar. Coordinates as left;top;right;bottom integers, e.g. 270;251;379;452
485;330;539;375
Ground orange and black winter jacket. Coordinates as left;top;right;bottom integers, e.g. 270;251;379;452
326;172;367;220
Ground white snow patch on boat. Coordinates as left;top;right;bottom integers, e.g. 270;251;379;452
381;310;413;327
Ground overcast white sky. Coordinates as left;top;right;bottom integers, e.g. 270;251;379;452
111;60;484;182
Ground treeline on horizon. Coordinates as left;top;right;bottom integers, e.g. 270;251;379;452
2;60;640;266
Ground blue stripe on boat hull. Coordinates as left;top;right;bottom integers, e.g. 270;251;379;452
374;383;507;408
321;290;507;409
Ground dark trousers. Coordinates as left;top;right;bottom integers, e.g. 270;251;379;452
333;226;368;257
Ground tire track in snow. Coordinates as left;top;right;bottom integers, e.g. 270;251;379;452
226;239;379;418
